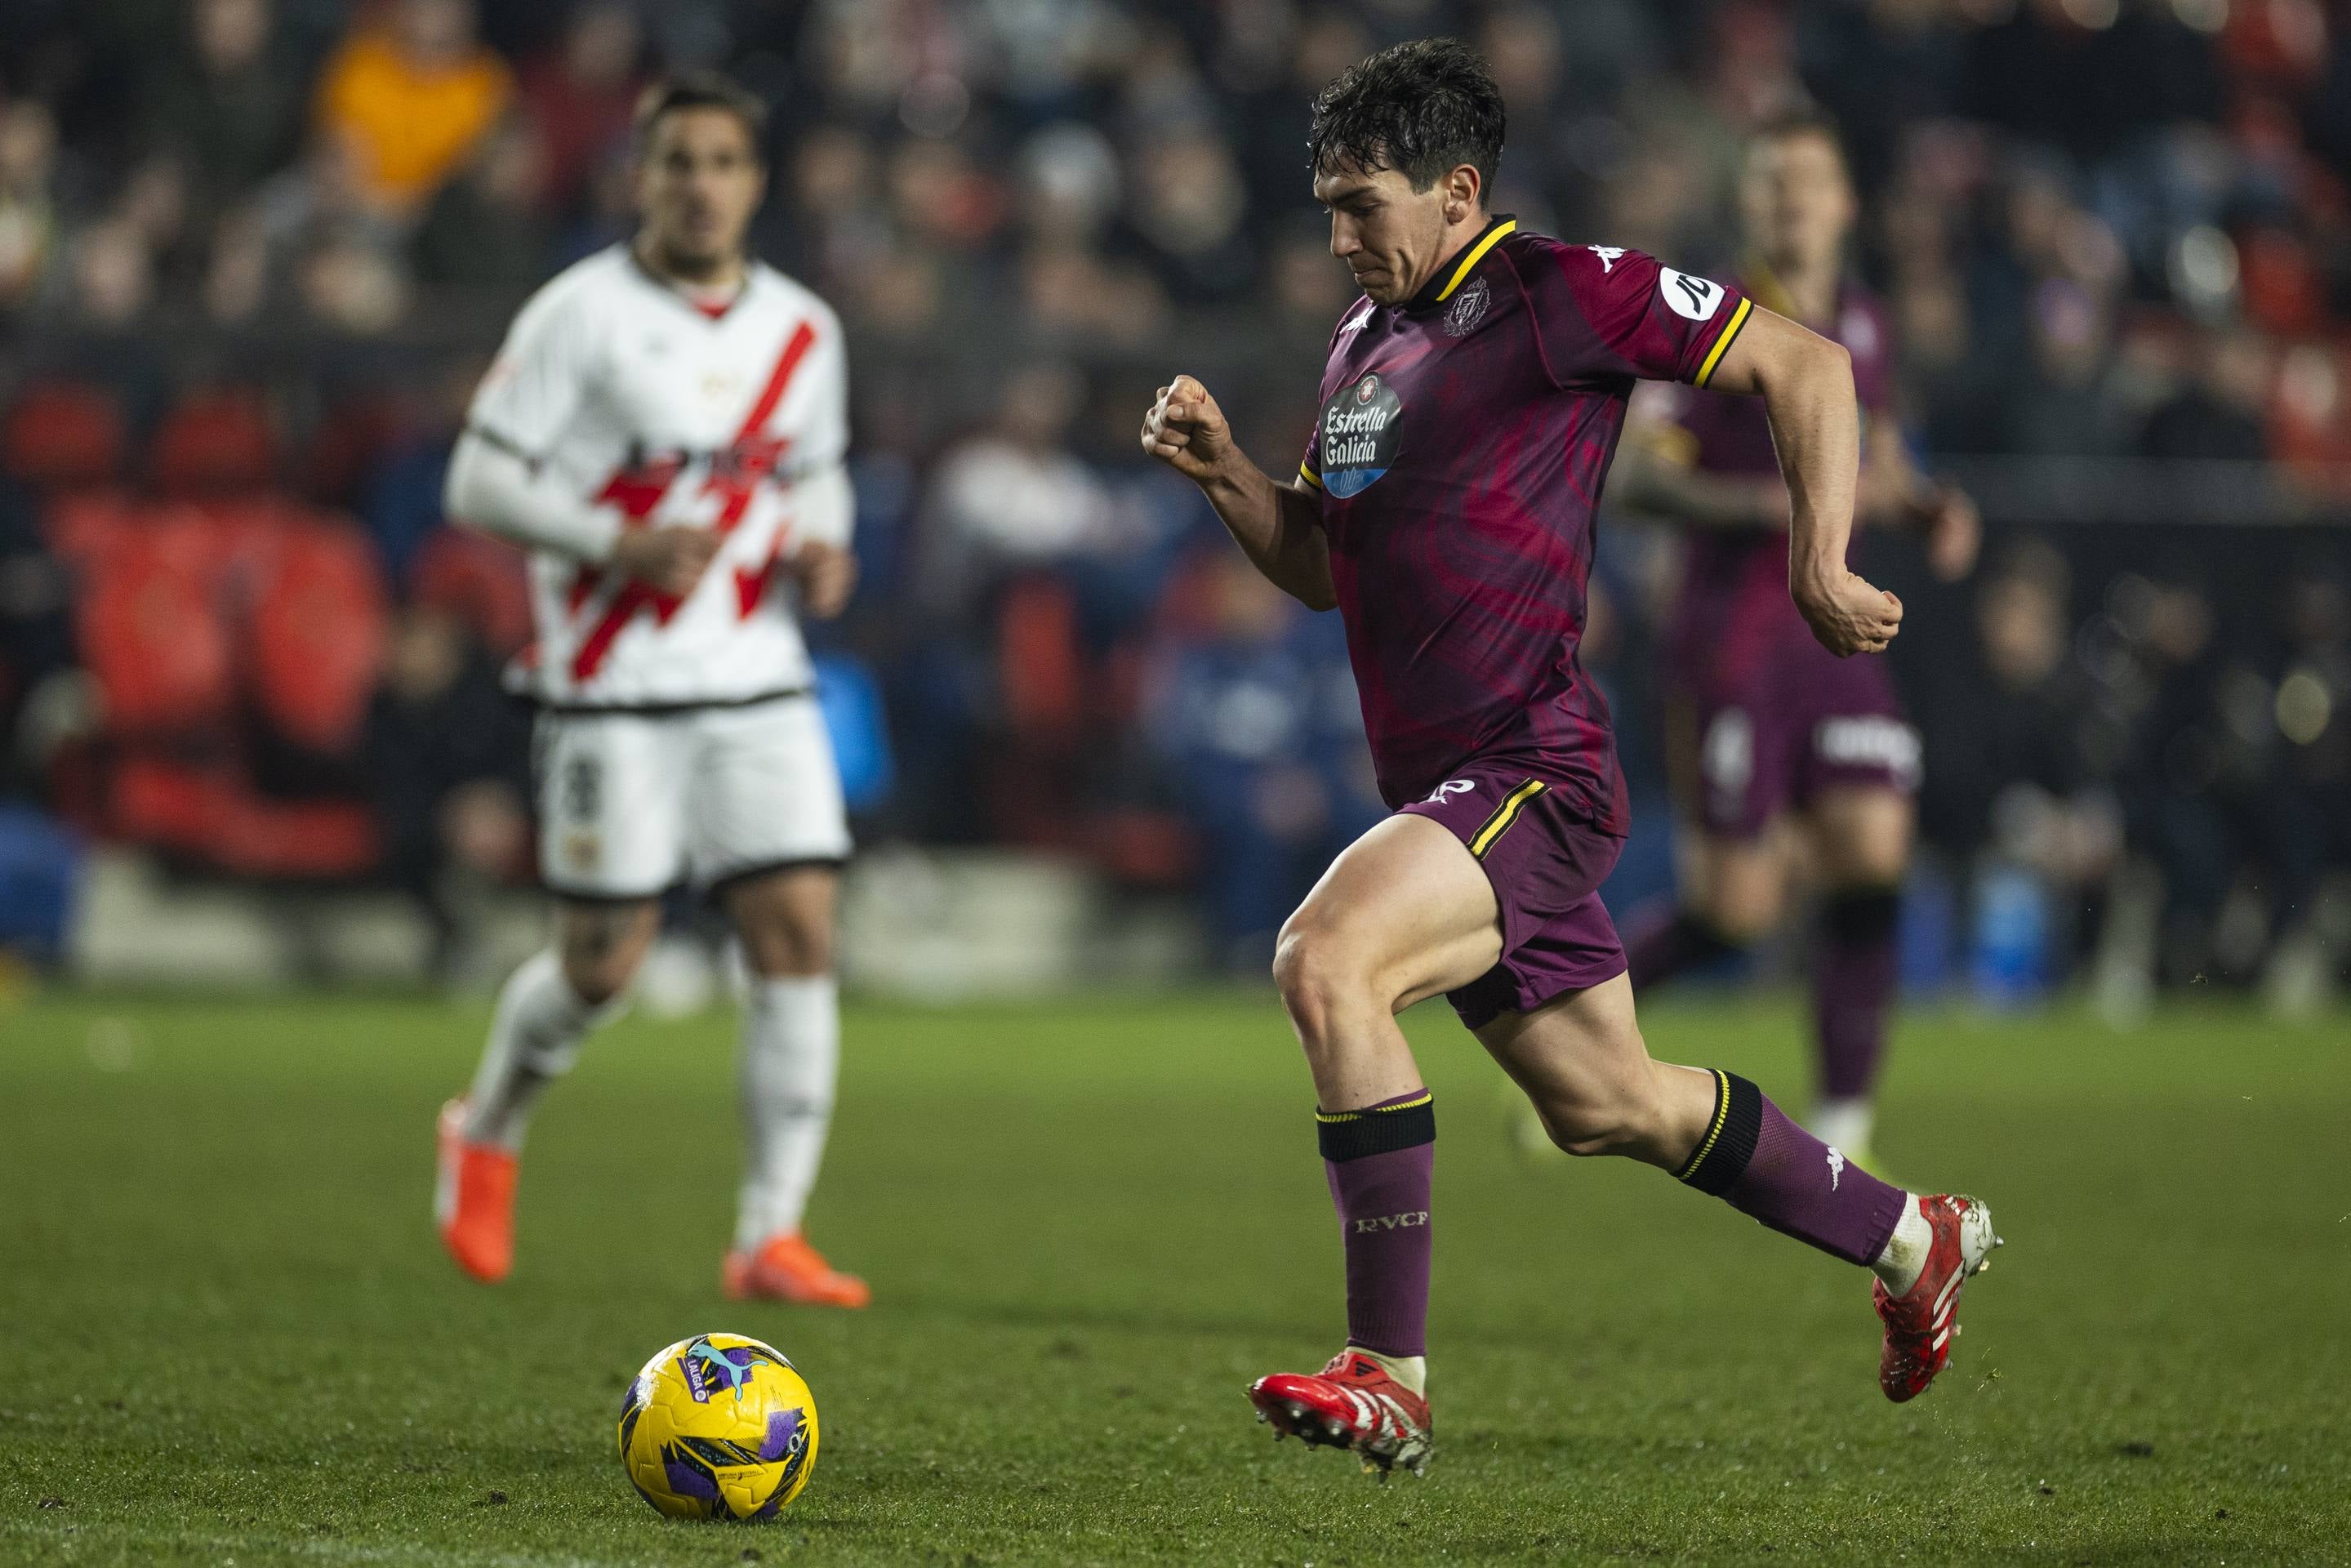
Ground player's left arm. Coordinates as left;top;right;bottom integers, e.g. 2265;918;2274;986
1703;305;1901;657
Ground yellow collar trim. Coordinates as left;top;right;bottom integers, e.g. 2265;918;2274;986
1433;219;1517;303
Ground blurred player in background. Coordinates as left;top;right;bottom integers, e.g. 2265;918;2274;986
1142;42;1997;1479
432;74;869;1307
1611;115;1979;1173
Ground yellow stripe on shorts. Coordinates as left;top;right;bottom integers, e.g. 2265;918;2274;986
1467;778;1547;859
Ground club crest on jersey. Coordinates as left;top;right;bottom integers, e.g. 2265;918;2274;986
1442;276;1490;336
1318;372;1402;498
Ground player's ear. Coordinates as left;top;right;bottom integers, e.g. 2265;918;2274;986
1442;164;1481;225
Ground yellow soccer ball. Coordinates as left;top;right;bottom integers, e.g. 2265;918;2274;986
617;1333;818;1521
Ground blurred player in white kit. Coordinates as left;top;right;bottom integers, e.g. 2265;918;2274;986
432;72;869;1307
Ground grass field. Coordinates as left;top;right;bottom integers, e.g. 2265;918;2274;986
3;987;2347;1566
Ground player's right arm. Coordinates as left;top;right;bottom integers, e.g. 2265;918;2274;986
446;278;719;598
1141;375;1336;612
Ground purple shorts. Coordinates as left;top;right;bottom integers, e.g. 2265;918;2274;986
1399;765;1628;1031
1671;640;1917;840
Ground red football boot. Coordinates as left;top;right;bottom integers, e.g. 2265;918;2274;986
723;1232;871;1308
1874;1192;2001;1402
1249;1350;1433;1477
434;1098;518;1284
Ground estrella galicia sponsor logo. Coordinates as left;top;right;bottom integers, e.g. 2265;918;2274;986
1318;372;1402;498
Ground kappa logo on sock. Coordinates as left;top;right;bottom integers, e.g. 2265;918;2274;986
1352;1210;1429;1234
1825;1147;1846;1190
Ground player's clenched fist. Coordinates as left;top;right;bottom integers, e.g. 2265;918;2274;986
1794;568;1904;657
1141;375;1233;483
612;525;724;598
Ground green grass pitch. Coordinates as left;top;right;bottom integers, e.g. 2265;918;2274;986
4;987;2346;1566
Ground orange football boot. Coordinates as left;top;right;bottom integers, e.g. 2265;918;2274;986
434;1099;519;1284
723;1232;871;1307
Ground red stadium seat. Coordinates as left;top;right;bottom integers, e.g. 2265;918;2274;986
109;757;377;879
40;492;140;570
2;381;124;492
75;521;236;733
410;525;534;657
248;519;390;755
997;574;1084;740
150;390;278;498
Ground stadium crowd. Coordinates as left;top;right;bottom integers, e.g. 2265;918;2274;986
0;0;2348;997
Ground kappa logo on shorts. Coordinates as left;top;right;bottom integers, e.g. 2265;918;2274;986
1826;1147;1846;1191
1427;779;1476;802
1317;372;1403;498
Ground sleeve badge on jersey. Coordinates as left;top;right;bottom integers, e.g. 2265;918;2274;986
1659;268;1726;322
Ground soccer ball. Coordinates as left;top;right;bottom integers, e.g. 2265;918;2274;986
617;1333;819;1521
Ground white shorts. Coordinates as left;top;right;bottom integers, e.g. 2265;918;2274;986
534;696;851;900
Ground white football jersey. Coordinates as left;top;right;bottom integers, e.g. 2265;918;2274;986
468;246;850;708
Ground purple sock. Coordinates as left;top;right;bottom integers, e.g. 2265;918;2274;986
1318;1090;1434;1358
1813;888;1901;1102
1676;1071;1903;1265
1624;906;1743;991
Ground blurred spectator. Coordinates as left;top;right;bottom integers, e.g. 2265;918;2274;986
138;0;304;234
0;101;60;314
1999;278;2135;457
412;117;549;294
1144;550;1380;969
1123;130;1253;303
363;604;530;974
314;0;513;219
921;361;1113;614
1924;543;2122;891
2142;328;2272;461
517;2;645;220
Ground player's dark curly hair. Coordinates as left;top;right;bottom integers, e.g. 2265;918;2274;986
1306;38;1505;198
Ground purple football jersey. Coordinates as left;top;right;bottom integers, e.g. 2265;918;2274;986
1299;219;1755;831
1658;274;1898;688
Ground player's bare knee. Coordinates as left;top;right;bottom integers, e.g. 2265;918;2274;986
560;948;638;1007
740;920;833;978
1530;1096;1647;1159
557;906;652;1004
1271;920;1369;1037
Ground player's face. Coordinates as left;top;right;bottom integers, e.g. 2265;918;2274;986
1740;131;1855;274
1315;163;1455;307
635;107;765;274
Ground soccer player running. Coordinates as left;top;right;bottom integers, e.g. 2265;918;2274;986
1610;114;1979;1174
433;74;869;1307
1141;42;1997;1476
